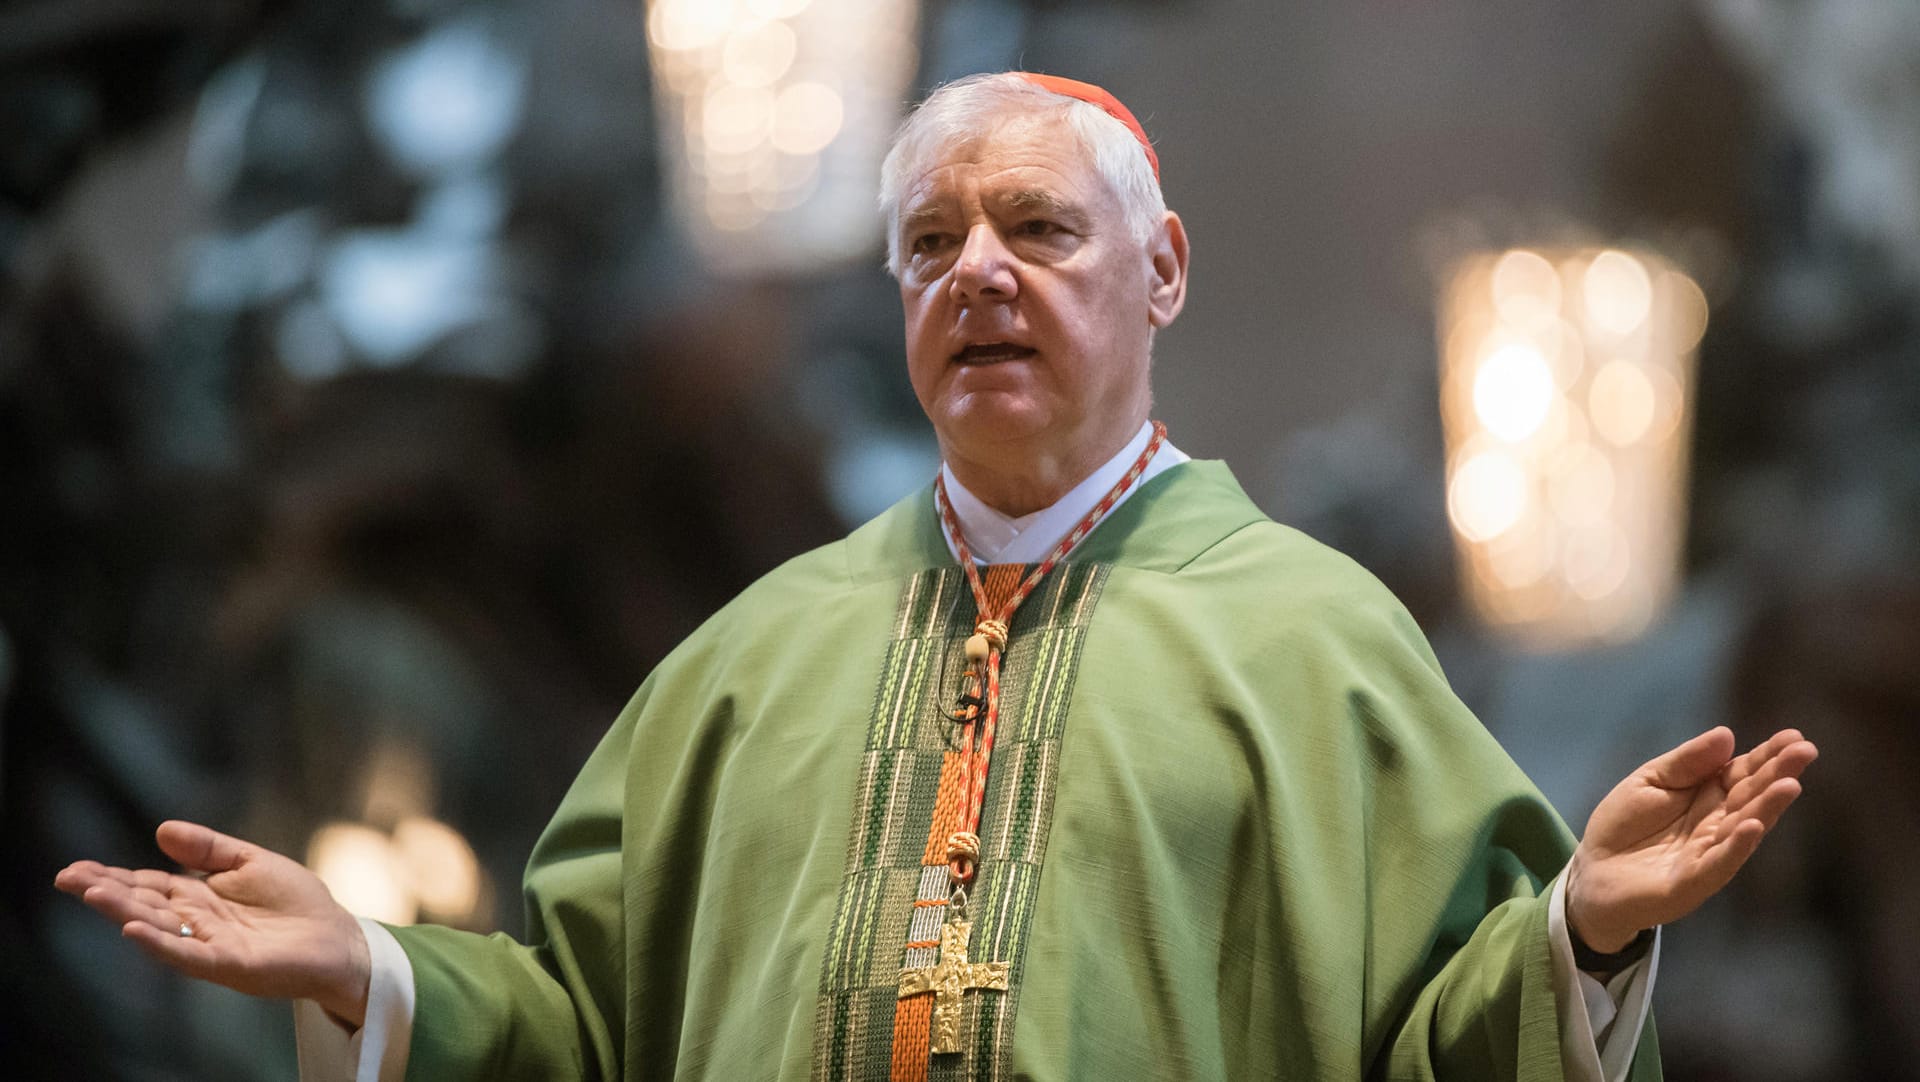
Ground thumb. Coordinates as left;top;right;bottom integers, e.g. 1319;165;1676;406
1642;726;1736;790
155;820;259;875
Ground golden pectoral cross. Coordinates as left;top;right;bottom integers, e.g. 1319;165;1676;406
896;917;1010;1054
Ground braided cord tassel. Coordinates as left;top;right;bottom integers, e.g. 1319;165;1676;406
933;421;1167;884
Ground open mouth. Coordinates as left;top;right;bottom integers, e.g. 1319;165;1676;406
953;342;1037;364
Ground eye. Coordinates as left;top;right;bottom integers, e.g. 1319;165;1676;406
1015;219;1061;237
909;232;954;257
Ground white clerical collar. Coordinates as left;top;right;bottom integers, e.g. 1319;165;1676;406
939;420;1190;565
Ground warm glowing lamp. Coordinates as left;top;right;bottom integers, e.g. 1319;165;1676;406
307;821;418;926
307;815;485;926
645;0;920;273
1438;247;1706;647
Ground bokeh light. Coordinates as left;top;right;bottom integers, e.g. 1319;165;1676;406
1473;342;1556;442
307;815;485;927
393;816;482;922
1581;249;1654;336
1589;359;1658;446
1448;448;1530;542
646;0;918;273
307;822;417;926
1490;248;1562;326
1439;246;1702;647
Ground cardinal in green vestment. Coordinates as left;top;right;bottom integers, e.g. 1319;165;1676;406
56;71;1818;1082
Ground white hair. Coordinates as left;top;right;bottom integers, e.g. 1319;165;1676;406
877;72;1167;277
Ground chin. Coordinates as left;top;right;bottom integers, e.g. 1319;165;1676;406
932;394;1057;450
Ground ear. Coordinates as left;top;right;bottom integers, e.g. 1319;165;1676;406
1146;211;1189;329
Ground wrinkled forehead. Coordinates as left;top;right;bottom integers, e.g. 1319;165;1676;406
900;112;1111;209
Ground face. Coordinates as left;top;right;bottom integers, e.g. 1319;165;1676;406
896;114;1182;471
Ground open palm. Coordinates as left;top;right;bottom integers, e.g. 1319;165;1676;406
1568;726;1818;952
54;820;370;1025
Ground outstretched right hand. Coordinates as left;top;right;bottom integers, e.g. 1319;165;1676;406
54;820;371;1027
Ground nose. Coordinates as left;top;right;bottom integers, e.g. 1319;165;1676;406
949;224;1017;305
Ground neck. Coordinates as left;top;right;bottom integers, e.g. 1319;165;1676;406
939;416;1145;517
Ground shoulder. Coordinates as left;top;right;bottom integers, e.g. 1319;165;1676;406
1091;461;1442;677
1174;517;1431;662
666;535;858;665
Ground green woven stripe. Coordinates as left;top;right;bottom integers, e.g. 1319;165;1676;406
979;740;1056;865
1009;628;1065;744
891;571;933;640
820;867;884;991
813;563;1108;1081
895;561;967;640
811;990;850;1079
970;979;1007;1082
844;749;897;871
869;638;937;748
1041;560;1105;628
972;862;1040;969
812;986;902;1082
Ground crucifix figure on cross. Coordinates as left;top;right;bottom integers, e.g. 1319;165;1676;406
896;917;1011;1054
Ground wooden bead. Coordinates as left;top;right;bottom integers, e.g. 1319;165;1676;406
965;633;990;665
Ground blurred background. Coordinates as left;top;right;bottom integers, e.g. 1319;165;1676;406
2;0;1915;1078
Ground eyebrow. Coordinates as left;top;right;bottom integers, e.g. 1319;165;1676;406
900;202;950;235
1000;188;1080;220
897;186;1092;239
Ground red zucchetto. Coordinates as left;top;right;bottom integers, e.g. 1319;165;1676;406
1012;72;1159;181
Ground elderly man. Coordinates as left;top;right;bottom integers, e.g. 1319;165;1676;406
58;72;1815;1081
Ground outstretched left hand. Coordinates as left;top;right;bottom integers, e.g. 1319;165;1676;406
1567;726;1817;952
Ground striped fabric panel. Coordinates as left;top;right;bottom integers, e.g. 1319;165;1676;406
890;994;934;1082
892;564;971;640
812;562;1109;1082
918;753;970;868
842;747;919;874
901;864;953;969
868;638;938;749
813;987;901;1081
966;862;1042;980
979;741;1058;867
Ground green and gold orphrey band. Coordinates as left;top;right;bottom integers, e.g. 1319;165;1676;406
812;561;1110;1082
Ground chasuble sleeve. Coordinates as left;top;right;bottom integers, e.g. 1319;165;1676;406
364;532;872;1081
1286;557;1664;1082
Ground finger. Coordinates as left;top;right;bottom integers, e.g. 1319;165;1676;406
1716;776;1804;844
1643;726;1737;790
156;820;257;875
54;860;119;896
1721;729;1813;792
78;863;194;897
81;882;182;932
1723;739;1818;811
1719;728;1799;788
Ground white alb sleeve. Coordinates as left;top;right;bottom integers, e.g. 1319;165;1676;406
292;918;414;1082
1546;873;1659;1082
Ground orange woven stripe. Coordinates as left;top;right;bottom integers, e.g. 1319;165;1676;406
980;563;1023;614
920;750;970;866
890;994;933;1082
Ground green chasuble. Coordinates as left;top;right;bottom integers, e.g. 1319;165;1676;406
387;461;1662;1080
